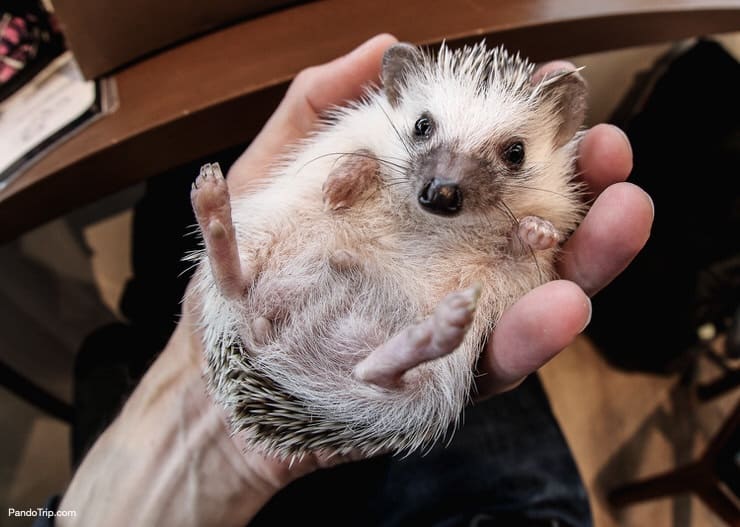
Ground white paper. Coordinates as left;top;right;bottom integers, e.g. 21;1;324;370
0;52;96;180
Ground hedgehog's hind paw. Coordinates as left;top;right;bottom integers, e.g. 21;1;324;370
353;284;481;389
191;163;252;299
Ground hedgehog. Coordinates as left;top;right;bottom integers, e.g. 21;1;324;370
187;41;588;457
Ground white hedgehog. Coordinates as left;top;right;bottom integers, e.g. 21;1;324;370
188;41;588;457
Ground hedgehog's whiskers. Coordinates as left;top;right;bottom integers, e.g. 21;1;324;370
505;183;573;200
494;199;519;227
378;103;413;157
295;151;409;177
493;200;544;281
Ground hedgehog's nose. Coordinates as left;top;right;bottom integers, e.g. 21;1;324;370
418;179;463;216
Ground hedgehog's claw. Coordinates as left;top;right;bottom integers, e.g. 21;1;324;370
353;284;480;389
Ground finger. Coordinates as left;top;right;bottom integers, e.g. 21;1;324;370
228;34;398;193
533;65;633;196
274;33;399;141
558;182;654;296
577;123;633;196
294;34;399;120
477;280;591;397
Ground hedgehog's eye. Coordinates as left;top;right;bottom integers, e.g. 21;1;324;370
503;141;525;168
414;116;433;138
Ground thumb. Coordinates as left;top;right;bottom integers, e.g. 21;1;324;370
228;33;398;194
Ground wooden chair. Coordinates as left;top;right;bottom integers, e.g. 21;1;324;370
608;400;740;526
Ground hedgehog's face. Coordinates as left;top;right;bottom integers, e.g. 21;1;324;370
395;110;534;218
381;42;586;223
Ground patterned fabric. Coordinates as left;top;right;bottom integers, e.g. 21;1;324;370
0;1;64;102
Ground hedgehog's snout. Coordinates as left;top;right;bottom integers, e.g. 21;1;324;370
418;180;463;215
416;147;480;217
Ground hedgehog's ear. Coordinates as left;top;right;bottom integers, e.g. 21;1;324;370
382;43;422;107
534;69;587;148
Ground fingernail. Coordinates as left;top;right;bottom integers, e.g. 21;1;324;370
345;34;390;60
611;125;633;158
580;297;593;333
645;191;655;221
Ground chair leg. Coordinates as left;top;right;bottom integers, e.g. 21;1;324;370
0;360;74;423
608;462;705;507
697;486;740;526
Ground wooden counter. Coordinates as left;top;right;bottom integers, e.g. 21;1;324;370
1;0;739;242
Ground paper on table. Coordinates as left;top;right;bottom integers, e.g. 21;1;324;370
0;51;105;191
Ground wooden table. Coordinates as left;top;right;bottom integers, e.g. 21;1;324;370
1;0;739;243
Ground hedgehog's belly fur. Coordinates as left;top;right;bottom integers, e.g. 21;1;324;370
202;241;483;456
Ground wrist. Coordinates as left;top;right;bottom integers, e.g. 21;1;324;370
58;321;282;526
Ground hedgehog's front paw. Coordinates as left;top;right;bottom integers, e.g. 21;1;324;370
322;149;380;211
513;215;562;252
353;284;481;389
192;163;251;299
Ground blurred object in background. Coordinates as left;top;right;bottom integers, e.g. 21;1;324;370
0;0;64;103
0;52;118;190
51;0;305;79
587;38;740;375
